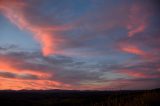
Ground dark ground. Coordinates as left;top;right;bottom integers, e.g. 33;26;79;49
0;88;159;106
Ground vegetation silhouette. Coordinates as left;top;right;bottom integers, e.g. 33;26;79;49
0;88;159;106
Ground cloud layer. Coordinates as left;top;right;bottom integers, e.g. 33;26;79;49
0;0;159;90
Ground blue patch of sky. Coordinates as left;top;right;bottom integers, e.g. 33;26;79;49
0;15;40;51
36;0;92;25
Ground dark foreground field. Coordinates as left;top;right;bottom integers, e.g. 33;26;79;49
0;89;160;106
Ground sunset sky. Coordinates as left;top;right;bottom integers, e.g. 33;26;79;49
0;0;160;90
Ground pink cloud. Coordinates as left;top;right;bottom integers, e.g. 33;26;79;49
117;68;160;79
0;0;72;56
0;56;52;79
120;70;147;78
0;53;73;90
118;42;147;56
127;3;150;37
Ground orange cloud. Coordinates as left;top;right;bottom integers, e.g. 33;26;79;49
121;45;145;55
0;56;72;90
0;0;72;56
0;53;59;85
119;43;147;56
0;60;51;79
0;77;71;90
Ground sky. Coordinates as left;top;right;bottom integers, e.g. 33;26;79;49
0;0;160;90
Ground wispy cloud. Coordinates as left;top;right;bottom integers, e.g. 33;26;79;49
0;0;159;90
0;0;73;56
127;3;151;37
118;43;147;56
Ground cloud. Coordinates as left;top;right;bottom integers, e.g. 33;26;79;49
0;71;40;80
0;47;104;89
0;0;152;57
0;53;51;78
127;2;151;37
118;42;147;56
0;54;70;89
0;46;160;90
0;0;73;56
121;45;145;55
0;77;69;90
97;54;160;90
0;0;159;90
119;69;160;79
100;78;160;90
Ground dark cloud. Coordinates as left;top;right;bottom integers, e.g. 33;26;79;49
0;71;39;80
0;71;15;78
